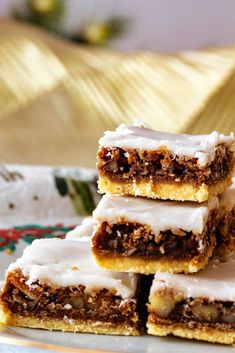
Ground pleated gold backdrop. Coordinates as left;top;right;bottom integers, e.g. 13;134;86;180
0;20;234;168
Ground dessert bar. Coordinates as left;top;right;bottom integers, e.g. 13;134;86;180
0;238;141;335
97;124;234;202
147;256;235;344
92;194;218;274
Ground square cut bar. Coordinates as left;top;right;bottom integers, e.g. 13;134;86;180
97;124;234;202
0;238;141;335
216;176;235;256
92;194;219;274
147;256;235;345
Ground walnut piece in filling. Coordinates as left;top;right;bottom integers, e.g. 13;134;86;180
148;289;235;328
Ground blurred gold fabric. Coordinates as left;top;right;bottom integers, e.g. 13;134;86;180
0;20;234;168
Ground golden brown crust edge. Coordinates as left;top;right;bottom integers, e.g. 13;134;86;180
92;243;214;274
147;321;235;345
98;173;233;202
0;306;140;336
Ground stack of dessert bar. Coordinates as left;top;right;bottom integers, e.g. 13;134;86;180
93;123;234;274
92;123;235;344
1;123;235;345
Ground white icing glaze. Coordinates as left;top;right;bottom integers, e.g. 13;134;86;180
99;124;234;167
66;217;94;240
8;238;137;299
219;176;235;212
93;194;218;236
150;256;235;301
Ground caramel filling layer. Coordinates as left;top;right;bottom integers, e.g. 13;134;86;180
92;216;216;261
97;144;234;185
1;270;140;328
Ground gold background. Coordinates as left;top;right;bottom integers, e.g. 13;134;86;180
0;20;234;168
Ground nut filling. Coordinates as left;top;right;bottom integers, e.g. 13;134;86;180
1;270;140;329
149;292;235;329
92;214;216;260
97;144;234;185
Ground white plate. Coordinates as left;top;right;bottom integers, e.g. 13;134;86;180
0;325;233;353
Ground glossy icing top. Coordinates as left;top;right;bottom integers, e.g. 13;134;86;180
93;194;218;236
151;255;235;301
66;216;94;240
8;238;137;299
99;124;234;167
